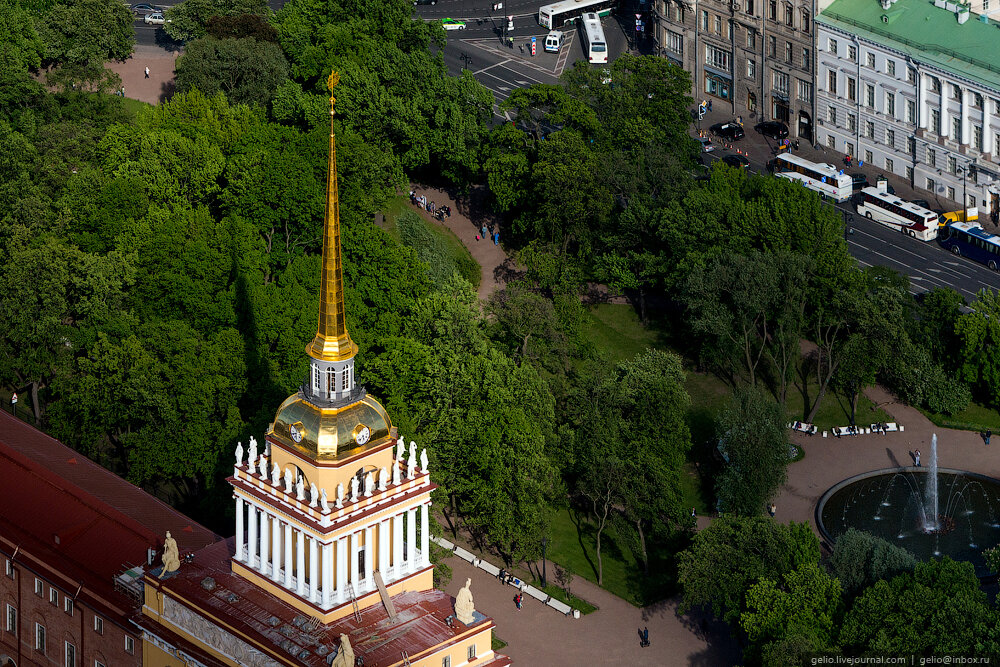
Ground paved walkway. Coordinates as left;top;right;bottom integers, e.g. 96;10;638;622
106;44;181;104
409;183;516;300
441;557;739;666
779;385;1000;535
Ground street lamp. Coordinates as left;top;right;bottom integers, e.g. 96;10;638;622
956;162;976;218
459;52;473;71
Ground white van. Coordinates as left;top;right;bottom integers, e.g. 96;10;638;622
544;30;564;53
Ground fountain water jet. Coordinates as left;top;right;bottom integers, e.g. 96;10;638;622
924;434;939;532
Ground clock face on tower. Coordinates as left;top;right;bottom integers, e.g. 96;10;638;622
354;424;371;446
290;423;304;443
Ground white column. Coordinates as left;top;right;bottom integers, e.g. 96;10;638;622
322;543;333;607
392;513;404;573
296;529;306;597
919;73;929;130
235;497;245;562
350;532;360;586
984;102;994;154
247;503;257;567
283;522;293;588
420;504;430;567
364;526;374;585
309;536;319;602
271;516;281;582
259;511;270;574
406;508;417;572
336;537;348;600
378;520;389;579
942;83;951;138
962;89;970;145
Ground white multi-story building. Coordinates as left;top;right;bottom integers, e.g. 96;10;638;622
816;0;1000;217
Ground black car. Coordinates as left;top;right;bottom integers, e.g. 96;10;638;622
754;121;789;140
848;173;868;191
414;0;437;4
910;199;931;209
710;121;745;141
721;154;750;169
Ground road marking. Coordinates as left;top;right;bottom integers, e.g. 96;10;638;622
515;80;530;85
473;60;512;75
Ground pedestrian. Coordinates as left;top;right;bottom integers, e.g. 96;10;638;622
494;232;499;246
643;627;650;647
987;430;992;446
514;593;522;610
915;450;921;466
691;507;696;517
498;567;506;583
144;66;150;79
707;99;712;112
737;115;743;126
768;503;776;517
481;224;488;239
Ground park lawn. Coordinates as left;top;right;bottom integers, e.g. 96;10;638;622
545;507;682;607
923;401;1000;433
121;97;152;117
579;304;660;363
380;195;480;289
784;380;891;431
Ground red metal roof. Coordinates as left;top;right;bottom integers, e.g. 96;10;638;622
144;539;512;667
0;411;218;554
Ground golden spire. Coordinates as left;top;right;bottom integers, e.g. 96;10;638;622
305;70;358;363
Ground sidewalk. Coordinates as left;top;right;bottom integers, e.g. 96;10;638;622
105;44;181;105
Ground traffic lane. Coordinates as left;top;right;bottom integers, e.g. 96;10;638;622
415;0;542;21
843;217;1000;302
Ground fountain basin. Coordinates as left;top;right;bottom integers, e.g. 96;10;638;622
816;468;1000;577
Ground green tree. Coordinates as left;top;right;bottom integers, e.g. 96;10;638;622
175;36;289;107
839;558;999;655
955;289;1000;407
36;0;134;89
740;562;843;658
715;388;789;516
829;528;917;596
486;280;567;373
677;516;820;625
915;287;965;369
164;0;269;43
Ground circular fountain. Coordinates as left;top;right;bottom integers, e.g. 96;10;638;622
816;435;1000;577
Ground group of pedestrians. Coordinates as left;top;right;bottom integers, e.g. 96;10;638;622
478;223;500;245
496;568;523;610
409;191;451;220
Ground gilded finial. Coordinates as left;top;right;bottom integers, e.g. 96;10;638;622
327;70;340;113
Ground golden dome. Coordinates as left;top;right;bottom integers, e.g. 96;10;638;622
268;392;392;462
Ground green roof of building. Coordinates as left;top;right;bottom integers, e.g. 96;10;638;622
817;0;1000;89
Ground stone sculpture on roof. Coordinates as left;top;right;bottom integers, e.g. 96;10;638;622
455;577;475;624
158;531;180;578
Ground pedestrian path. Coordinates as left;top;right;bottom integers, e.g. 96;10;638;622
105;44;181;105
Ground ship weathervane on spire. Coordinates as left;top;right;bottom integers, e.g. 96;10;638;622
305;69;358;363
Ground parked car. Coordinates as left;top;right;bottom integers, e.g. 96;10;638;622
721;154;750;169
848;173;868;191
414;0;437;4
131;3;160;14
696;137;715;153
710;121;745;141
910;199;931;209
754;121;789;140
441;18;467;30
143;11;165;24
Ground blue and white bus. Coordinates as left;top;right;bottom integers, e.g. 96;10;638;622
580;12;607;64
938;221;1000;270
539;0;615;28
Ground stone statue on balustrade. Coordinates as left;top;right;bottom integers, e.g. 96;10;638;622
235;441;243;466
420;448;428;473
350;475;359;502
378;467;388;491
409;440;417;462
407;451;417;479
257;451;267;479
363;472;374;497
335;483;344;508
396;437;405;460
296;475;306;501
283;467;293;494
310;482;319;507
454;578;476;624
392;461;401;486
271;462;281;486
157;531;180;579
321;488;330;512
247;437;258;467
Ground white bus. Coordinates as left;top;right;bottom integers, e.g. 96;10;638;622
769;153;853;202
539;0;615;28
579;13;607;64
857;186;940;241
